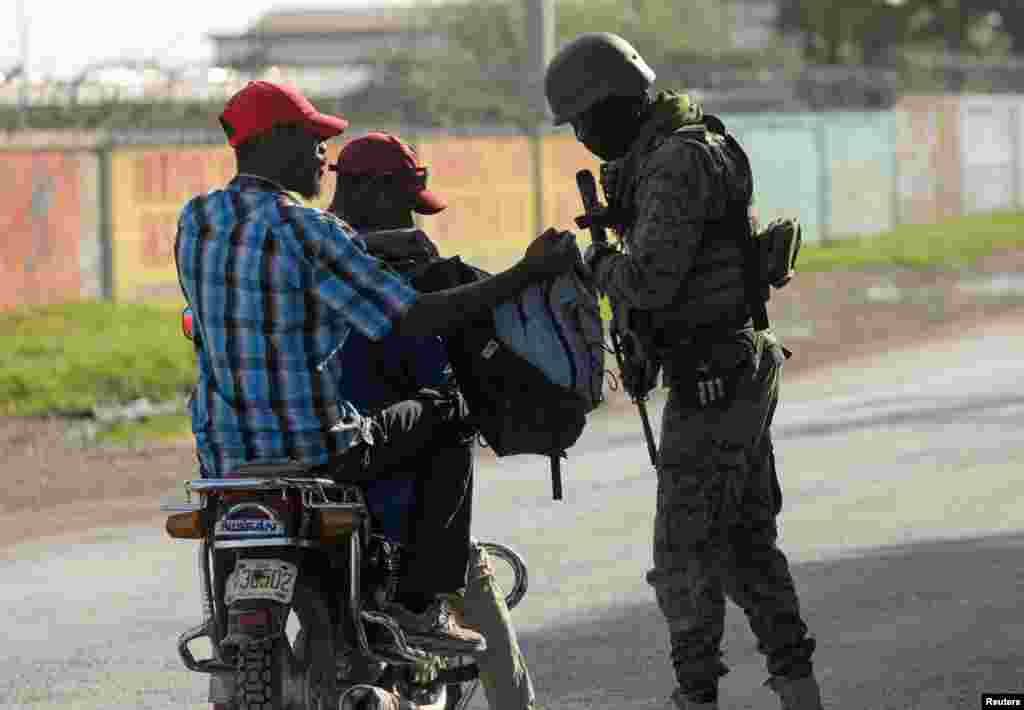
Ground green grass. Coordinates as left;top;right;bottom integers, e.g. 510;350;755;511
3;210;1024;424
95;413;192;446
593;211;1024;321
0;301;196;417
797;210;1024;271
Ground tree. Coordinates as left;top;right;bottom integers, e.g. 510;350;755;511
369;0;740;127
777;0;916;65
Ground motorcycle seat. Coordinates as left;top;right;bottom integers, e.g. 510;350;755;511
227;462;314;478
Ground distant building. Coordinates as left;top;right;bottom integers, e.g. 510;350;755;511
209;7;444;96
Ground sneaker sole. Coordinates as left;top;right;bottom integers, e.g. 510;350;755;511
403;633;487;656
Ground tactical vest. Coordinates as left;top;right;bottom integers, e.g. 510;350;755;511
605;116;755;347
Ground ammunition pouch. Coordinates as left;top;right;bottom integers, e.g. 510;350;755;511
755;217;802;290
662;328;758;409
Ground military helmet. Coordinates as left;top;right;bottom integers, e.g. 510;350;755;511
544;33;656;126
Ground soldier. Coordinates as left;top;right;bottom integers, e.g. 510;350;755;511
544;34;823;710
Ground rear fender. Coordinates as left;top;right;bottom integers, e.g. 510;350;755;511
220;549;299;649
223;600;290;647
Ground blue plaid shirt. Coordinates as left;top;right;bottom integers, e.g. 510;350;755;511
175;175;418;477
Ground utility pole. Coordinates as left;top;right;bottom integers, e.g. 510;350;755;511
525;0;555;236
525;0;555;119
16;0;29;126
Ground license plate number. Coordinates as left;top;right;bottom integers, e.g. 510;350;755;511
225;559;298;605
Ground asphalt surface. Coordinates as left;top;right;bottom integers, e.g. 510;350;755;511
1;316;1023;710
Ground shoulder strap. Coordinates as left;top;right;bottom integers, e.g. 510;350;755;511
683;123;771;332
718;132;770;331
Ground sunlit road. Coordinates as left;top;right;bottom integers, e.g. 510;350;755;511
1;316;1022;709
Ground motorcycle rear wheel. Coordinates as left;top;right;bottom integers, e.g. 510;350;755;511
232;578;337;710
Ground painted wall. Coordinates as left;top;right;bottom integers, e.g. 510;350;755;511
958;95;1022;215
8;96;1024;310
895;95;964;226
414;134;534;273
108;143;346;302
541;132;602;240
0;151;91;311
824;111;898;239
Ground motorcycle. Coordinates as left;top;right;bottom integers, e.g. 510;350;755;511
161;462;528;710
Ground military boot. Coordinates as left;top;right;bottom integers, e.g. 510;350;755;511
670;688;718;710
766;673;824;710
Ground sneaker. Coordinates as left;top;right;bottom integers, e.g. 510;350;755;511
386;598;486;655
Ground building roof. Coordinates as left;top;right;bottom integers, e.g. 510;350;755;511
217;8;416;37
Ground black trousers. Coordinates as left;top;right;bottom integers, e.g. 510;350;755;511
326;398;474;597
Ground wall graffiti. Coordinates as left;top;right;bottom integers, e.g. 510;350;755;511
111;146;236;302
3;98;1009;311
110;144;344;302
0;152;82;311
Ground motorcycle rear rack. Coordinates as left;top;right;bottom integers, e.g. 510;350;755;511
181;476;360;502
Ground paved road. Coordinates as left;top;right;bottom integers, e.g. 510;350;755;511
1;316;1022;709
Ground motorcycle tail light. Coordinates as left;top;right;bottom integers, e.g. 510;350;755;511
318;509;360;541
166;511;204;539
182;306;195;341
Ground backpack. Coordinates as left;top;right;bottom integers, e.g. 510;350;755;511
406;251;605;500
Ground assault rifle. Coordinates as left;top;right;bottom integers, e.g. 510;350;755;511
576;170;659;468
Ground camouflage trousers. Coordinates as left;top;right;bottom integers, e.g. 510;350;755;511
647;330;815;700
446;541;535;710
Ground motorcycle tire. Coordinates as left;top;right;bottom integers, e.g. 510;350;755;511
232;577;337;710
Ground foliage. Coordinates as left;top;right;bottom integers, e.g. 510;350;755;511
778;0;1023;65
372;0;740;128
554;0;733;63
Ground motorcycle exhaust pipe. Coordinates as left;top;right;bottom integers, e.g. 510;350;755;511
339;684;448;710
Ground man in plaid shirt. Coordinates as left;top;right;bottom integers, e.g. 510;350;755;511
175;81;578;653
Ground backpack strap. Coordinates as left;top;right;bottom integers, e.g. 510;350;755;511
733;200;771;332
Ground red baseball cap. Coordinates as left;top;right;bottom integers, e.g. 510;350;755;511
220;81;349;148
332;132;447;214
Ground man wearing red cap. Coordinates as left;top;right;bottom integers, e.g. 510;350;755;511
327;132;536;710
174;82;579;655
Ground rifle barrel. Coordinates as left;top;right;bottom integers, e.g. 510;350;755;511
575;170;607;245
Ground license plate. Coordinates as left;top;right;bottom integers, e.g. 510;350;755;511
224;559;298;605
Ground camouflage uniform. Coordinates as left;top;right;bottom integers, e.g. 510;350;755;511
591;92;816;704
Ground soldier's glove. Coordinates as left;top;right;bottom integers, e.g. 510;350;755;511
584;242;617;276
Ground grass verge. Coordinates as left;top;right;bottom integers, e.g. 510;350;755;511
797;209;1024;271
0;301;195;417
3;210;1024;431
94;413;192;446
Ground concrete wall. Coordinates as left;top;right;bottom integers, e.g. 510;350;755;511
3;96;1023;309
0;148;101;310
